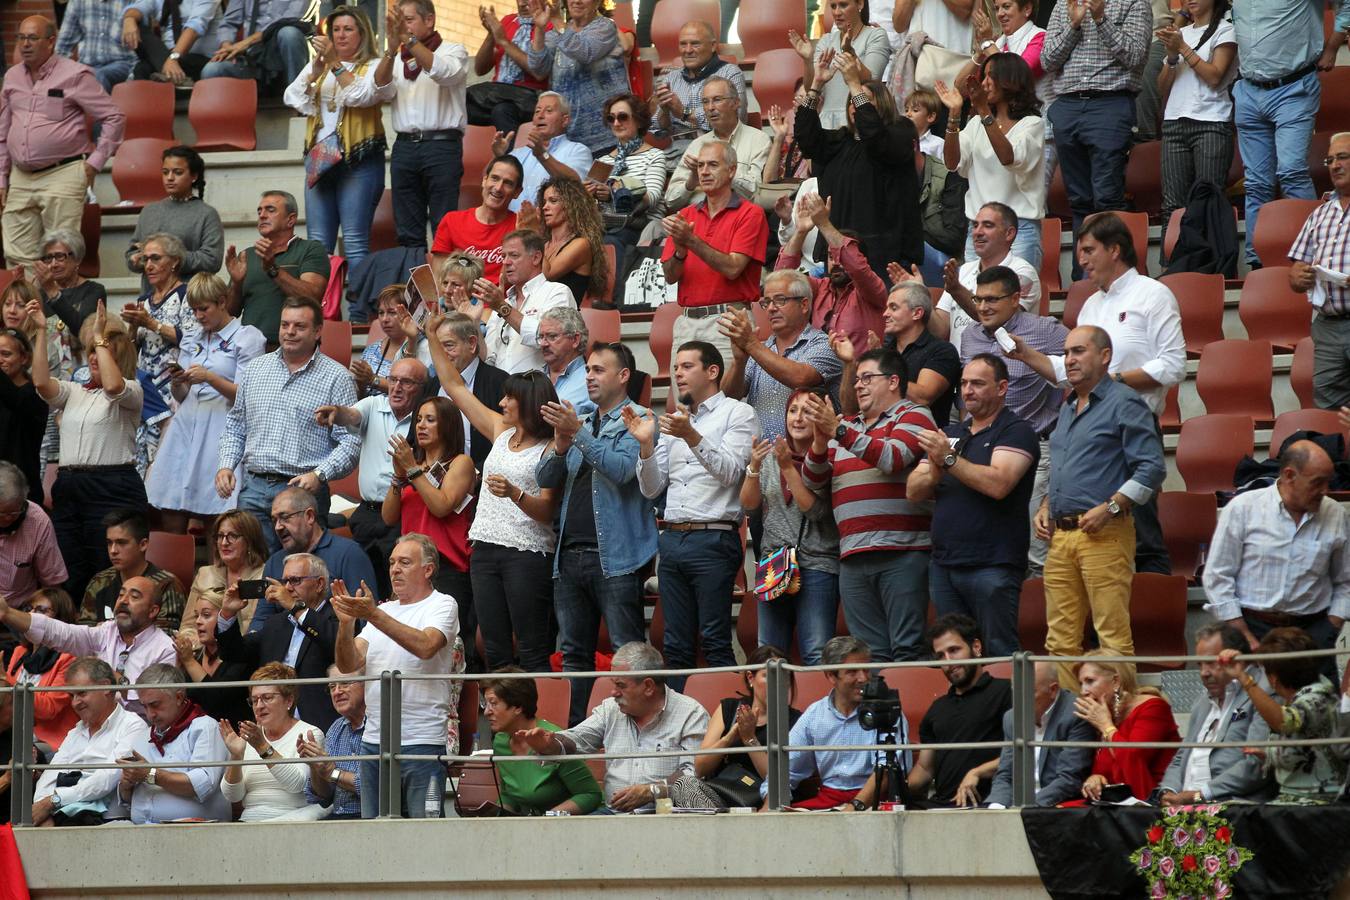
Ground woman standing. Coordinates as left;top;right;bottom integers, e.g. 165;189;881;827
741;390;841;666
33;230;106;335
537;177;607;306
525;0;630;154
145;274;266;532
180;511;269;631
428;311;559;671
284;6;388;273
936;53;1046;268
27;299;146;600
791;0;892;130
587;93;666;302
176;591;253;728
220;663;320;821
126;146;224;288
0;326;47;504
1074;652;1180;803
5;589;79;751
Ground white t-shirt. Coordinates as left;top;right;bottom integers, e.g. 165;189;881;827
1163;20;1237;123
938;253;1042;352
957;115;1046;220
910;1;974;52
362;590;460;746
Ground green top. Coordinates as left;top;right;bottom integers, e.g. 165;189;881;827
493;718;603;815
239;237;330;345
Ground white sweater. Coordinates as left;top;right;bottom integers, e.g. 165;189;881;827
220;718;318;822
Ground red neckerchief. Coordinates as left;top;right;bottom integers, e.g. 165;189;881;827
401;31;443;81
150;700;206;753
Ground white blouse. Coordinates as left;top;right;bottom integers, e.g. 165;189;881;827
219;718;318;822
49;378;143;466
468;428;555;555
283;61;386;143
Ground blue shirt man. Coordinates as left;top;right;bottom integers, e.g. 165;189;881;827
57;0;137;91
538;307;594;418
507;91;592;212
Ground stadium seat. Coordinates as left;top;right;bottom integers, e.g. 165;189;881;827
1251;198;1320;268
42;463;56;509
1159;384;1182;434
0;270;14;295
1162;205;1238;261
749;49;805;120
1196;339;1274;424
109;137;176;208
534;677;573;726
735;589;756;658
459;124;498;208
581;306;621;346
1046;166;1071;221
1291;336;1315;409
612;0;635;32
1268;408;1350;459
79;202;102;278
736;2;805;66
328;469;360;504
1131;573;1188;671
111;80;175;142
637;58;655;101
649;301;682;381
146;531;196;595
1237;266;1312;352
1316;66;1350;131
582;244;617;308
1156;491;1218;581
1017;577;1047;654
1039;217;1062;314
1175;413;1255;493
320;320;353;369
1159;272;1225;356
370;189;398;253
1061;278;1095;329
1124;141;1163;219
682;671;749;713
1118;210;1149;274
457;679;480;748
651;0;721;67
1309;131;1334;195
884;665;958;735
188;77;258;151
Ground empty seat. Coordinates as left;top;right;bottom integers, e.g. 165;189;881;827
1039;217;1062;314
1251;198;1321;268
1175;414;1255;493
1291;336;1315;408
459;124;499;209
682;671;748;713
748;49;804;120
1160;271;1225;356
649;301;682;381
581;306;621;346
1238;266;1312;351
1196;339;1274;423
111;80;175;142
1316;66;1350;131
884;665;961;735
370;189;397;253
109;138;176;208
1118;210;1150;275
1156;491;1218;580
320;319;353;369
736;2;805;65
1268;408;1350;458
79;202;102;278
1061;278;1095;329
1017;577;1047;655
146;531;196;595
1159;384;1182;433
1046;166;1071;222
1309;130;1334;195
651;0;721;67
1130;573;1188;671
188;77;258;151
0;270;14;295
534;677;573;726
1124;141;1163;219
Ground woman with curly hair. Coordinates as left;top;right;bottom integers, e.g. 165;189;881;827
536;176;608;305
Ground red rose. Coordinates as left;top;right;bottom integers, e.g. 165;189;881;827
1148;825;1165;844
1216;826;1232;844
1183;855;1198;872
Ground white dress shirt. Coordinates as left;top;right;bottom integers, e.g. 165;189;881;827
937;252;1041;351
483;272;576;374
1050;268;1187;415
636;391;759;523
35;704;150;808
372;40;470;133
1181;682;1240;796
441;356;479;449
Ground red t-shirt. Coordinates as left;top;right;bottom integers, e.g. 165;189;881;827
660;195;768;307
494;15;552;91
431;209;518;282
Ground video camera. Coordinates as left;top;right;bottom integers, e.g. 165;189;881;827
858;674;903;734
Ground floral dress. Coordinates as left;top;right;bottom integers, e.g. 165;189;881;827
1270;677;1350;804
131;283;198;472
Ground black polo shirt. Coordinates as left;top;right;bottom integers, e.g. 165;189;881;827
931;406;1039;569
918;672;1012;805
886;329;961;426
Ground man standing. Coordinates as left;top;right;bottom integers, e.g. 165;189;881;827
720;269;843;441
1233;0;1347;267
1289;134;1350;411
907;615;1012;808
537;307;592;415
1040;0;1152;258
1203;440;1348;651
216;297;361;550
374;0;470;248
803;348;936;662
538;342;657;725
199;0;309;87
907;356;1038;656
648;21;746;145
630;342;757;689
0;16;125;271
929;202;1041;351
298;665;366;819
476;229;575;374
121;0;227;83
225;191;330;347
661;78;770;213
79;509;186;629
661;140;769;366
423;311;509;471
334;534;459;818
56;0;138;92
0;465;67;608
429;156;523;282
316;358;429;596
1156;624;1275;805
1034;326;1166;690
496;91;591;213
986;661;1096;808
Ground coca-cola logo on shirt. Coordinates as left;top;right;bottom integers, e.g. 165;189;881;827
462;245;507;264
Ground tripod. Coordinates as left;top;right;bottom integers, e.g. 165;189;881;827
870;726;911;810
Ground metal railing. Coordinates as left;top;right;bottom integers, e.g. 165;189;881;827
3;647;1346;824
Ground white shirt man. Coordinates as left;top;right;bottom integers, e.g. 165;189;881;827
480;232;576;374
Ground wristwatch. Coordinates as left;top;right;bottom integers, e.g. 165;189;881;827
850;798;867;811
835;423;850;442
541;151;553;162
50;791;64;810
1112;372;1126;383
405;35;419;46
1106;498;1122;517
265;263;279;278
146;768;158;786
980;113;996;127
941;451;957;468
168;51;181;61
260;746;277;759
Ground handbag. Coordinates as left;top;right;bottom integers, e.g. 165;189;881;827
621;250;677;309
754;517;807;602
305;132;344;189
705;761;765;808
914;43;971;90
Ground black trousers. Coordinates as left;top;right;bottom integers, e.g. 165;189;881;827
132;23;208;80
390;134;463;248
434;562;481;674
51;465;148;602
471;542;554;672
348;502;400;600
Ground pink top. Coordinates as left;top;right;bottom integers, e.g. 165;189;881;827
0;502;68;606
776;237;887;355
0;55;125;188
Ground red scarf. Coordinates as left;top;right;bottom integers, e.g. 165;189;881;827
401;31;443;81
150;700;206;753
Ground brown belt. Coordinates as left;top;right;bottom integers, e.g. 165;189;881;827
1054;510;1131;531
663;521;737;532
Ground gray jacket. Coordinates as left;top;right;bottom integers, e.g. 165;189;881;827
987;690;1096;807
1157;669;1274;802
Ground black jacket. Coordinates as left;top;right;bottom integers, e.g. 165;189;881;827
423;361;509;471
216;602;341;733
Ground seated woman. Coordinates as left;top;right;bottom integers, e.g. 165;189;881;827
439;253;486;318
352;285;431;397
180;511;268;632
219;662;320;821
126;146;224;288
1074;651;1180;803
536;177;608;306
175;590;253;728
5;589;78;751
1219;627;1350;805
481;666;603;815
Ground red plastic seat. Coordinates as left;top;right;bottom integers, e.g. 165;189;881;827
748;49;805;122
1162;205;1239;261
1175;414;1255;493
459;125;499;210
736;2;804;66
882;665;959;735
682;671;749;713
581;306;621;346
456;679;479;749
1124;140;1163;219
111;80;175;142
1039;217;1062;314
1160;272;1225;356
650;0;721;67
1017;577;1047;655
1291;336;1315;409
1309;131;1334;196
1156;491;1218;581
320;319;353;369
1268;408;1350;459
0;270;14;295
1251;198;1320;268
79;202;101;278
146;531;196;597
1130;573;1187;671
328;469;360;503
1237;266;1312;351
1158;384;1182;434
370;189;397;253
1117;210;1150;275
1196;339;1274;424
648;301;682;381
533;677;572;727
188;77;258;151
1061;278;1095;329
1046;166;1071;222
1316;67;1350;131
109;138;176;208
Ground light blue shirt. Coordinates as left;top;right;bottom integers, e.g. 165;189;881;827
129;715;232;824
510;135;593;212
774;692;911;798
1232;0;1350;82
352;395;413;501
548;355;594;417
217;0;307;41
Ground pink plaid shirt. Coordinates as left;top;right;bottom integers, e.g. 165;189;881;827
1288;191;1350;317
0;502;67;606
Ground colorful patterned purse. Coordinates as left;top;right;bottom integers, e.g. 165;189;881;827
753;519;807;602
305;132;344;188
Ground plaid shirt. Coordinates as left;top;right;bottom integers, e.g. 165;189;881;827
55;0;136;68
0;502;67;606
743;325;843;441
1289;192;1350;317
305;715;364;816
1041;0;1153;96
649;60;747;139
217;348;360;482
960;310;1069;436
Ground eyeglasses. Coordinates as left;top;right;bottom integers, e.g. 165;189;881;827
537;331;572;344
605;112;632;123
704;95;734;104
972;291;1017;306
38;252;71;262
215;531;243;543
854;372;895;385
115;648;131;679
15;34;46;43
281;575;321;587
274;509;307;523
142;254;166;264
759;295;804;310
249;692;285;706
386;376;425;388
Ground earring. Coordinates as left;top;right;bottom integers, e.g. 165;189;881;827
1112;687;1122;720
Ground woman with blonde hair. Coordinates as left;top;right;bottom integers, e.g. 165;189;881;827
535;176;608;305
179;511;269;632
1073;650;1180;803
220;662;321;821
176;588;253;728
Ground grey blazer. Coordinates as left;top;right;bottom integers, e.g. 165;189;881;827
1157;670;1274;802
987;690;1096;807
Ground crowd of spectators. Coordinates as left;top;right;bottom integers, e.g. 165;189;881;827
1;0;1350;823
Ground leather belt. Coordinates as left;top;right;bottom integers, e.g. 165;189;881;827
59;463;135;473
682;302;746;319
663;521;737;532
1053;510;1131;531
1057;89;1130;101
1243;61;1317;91
1242;608;1327;627
397;129;462;142
22;154;84;175
247;470;298;483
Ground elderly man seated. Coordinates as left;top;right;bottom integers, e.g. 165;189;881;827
298;665;367;820
116;664;231;824
986;661;1095;808
31;658;151;826
515;642;708;813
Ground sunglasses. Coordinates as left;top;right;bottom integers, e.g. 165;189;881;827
606;111;632;123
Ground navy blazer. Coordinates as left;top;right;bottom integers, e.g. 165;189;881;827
216;602;340;733
987;690;1096;807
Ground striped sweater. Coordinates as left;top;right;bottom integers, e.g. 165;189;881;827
802;400;935;558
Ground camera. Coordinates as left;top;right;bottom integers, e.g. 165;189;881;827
857;674;902;733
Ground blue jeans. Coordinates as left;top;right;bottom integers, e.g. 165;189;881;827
1234;72;1321;265
756;566;838;665
837;550;930;661
657;529;743;690
390;134;463;248
91;59;133;93
200;26;309;85
1048;93;1135;276
237;471;330;555
928;561;1023;657
358;741;446;818
963;216;1043;271
305;151;386;273
554;547;646;725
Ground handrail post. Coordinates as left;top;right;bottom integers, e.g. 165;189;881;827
388;670;403;818
378;670;393;818
765;660;789;811
1010;651;1035;808
11;682;34;826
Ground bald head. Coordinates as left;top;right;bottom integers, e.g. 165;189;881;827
1278;439;1334;515
113;575;163;636
1033;661;1060;720
678;20;718;72
17;16;57;70
386;357;428;417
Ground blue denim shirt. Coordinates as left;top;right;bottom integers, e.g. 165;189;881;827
1233;0;1350;83
535;399;658;578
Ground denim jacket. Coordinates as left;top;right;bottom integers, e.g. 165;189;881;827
535;399;658;578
